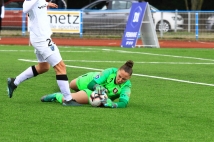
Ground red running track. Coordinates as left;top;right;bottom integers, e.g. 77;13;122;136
0;37;214;48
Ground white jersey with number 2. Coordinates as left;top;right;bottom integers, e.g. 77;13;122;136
23;0;52;42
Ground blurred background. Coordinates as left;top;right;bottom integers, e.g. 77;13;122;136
1;0;214;42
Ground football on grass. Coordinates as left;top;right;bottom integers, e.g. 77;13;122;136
89;91;108;107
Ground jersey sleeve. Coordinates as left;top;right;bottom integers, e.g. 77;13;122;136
115;82;131;108
94;68;117;84
87;68;117;90
1;6;4;18
23;0;38;13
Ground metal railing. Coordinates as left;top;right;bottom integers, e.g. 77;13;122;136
2;8;214;41
157;10;214;41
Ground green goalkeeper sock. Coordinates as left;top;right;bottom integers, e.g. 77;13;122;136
55;92;63;103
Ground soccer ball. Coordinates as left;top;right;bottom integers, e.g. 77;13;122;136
89;91;108;107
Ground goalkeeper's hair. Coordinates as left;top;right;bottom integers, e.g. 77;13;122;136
119;60;134;76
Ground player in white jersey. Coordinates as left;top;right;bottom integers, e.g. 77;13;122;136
7;0;81;106
0;0;4;39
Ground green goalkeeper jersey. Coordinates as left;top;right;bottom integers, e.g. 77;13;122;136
76;67;132;108
94;68;131;103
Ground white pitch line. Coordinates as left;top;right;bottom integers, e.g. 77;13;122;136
102;49;214;62
19;59;214;87
66;65;102;71
19;59;37;62
0;50;33;52
0;50;97;53
19;59;214;65
3;47;214;62
63;60;214;65
134;73;214;87
60;51;98;53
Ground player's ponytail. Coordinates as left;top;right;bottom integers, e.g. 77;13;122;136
119;60;134;76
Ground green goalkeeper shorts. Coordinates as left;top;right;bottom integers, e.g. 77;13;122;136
76;72;99;103
76;72;99;90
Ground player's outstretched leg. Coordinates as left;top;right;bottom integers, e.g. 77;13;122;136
7;78;17;98
41;93;57;102
41;92;82;106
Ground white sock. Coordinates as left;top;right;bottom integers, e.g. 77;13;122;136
57;80;72;101
14;66;36;86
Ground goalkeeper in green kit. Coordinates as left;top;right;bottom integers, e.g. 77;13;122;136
41;60;134;108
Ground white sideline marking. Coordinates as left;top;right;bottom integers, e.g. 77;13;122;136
19;59;214;87
66;65;102;71
0;50;33;52
19;59;214;65
19;59;37;62
2;48;214;62
0;50;97;53
63;60;214;65
134;73;214;87
102;49;214;62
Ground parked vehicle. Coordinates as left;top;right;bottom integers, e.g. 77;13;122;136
150;5;183;32
81;0;184;33
206;15;214;31
2;0;184;32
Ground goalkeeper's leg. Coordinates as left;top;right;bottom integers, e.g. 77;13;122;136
41;90;89;104
41;92;59;102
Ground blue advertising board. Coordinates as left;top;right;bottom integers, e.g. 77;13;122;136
121;2;147;48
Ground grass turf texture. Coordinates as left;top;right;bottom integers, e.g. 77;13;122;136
1;45;214;141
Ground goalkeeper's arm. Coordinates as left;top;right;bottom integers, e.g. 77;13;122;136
87;68;117;90
114;86;131;108
87;80;97;91
87;80;107;95
114;98;128;108
103;97;129;108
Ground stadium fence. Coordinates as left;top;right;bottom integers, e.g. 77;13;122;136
1;8;214;41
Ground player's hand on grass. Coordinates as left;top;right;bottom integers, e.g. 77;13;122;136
94;84;107;95
101;98;117;108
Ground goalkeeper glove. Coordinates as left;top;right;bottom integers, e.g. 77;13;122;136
101;98;118;108
93;84;107;95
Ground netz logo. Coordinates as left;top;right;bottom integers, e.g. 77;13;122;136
38;4;47;9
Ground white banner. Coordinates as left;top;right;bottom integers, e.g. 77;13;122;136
47;11;80;33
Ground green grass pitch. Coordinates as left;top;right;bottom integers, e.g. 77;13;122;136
1;45;214;141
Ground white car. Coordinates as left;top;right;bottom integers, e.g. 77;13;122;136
206;15;214;31
81;0;184;33
150;5;184;32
